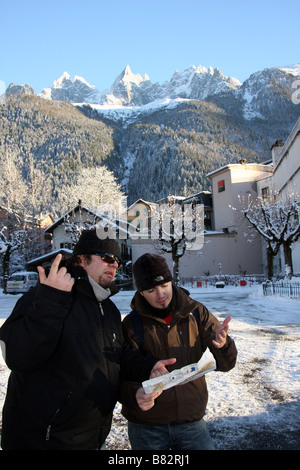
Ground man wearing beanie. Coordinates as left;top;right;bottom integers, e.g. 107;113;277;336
120;253;237;450
0;231;174;450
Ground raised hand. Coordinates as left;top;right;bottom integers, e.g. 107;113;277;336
37;254;74;292
212;316;232;348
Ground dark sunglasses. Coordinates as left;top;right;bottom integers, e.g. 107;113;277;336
93;253;121;268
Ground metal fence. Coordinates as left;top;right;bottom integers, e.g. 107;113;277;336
180;275;265;288
262;282;300;299
180;275;300;299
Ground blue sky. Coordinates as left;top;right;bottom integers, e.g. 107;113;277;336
0;0;299;94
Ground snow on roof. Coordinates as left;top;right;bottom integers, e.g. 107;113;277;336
45;204;101;233
206;162;274;178
27;248;73;266
127;199;157;211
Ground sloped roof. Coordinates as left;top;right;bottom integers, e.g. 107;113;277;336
45;204;101;233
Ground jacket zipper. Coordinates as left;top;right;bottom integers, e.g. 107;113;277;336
112;332;117;351
178;330;188;364
46;392;72;441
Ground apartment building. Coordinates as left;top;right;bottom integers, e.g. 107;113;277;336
257;117;300;274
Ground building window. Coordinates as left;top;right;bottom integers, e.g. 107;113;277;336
218;179;225;192
261;187;269;200
204;209;212;231
60;242;73;250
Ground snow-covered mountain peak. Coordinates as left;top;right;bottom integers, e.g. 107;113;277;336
278;63;300;76
165;65;241;101
109;65;152;105
112;65;150;88
52;72;96;90
53;72;71;88
236;64;300;120
5;83;36;97
39;72;101;103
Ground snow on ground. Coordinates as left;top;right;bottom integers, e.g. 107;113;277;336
1;284;299;450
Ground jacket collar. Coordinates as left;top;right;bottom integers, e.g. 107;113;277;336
88;275;111;303
70;265;119;299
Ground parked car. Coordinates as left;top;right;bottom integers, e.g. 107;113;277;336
6;271;39;294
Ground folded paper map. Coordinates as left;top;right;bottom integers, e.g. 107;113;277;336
142;349;216;394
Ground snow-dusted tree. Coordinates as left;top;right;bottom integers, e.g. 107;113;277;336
241;193;300;279
154;197;204;285
0;151;52;283
0;153;29;286
0;221;28;292
62;210;100;247
0;151;28;216
60;166;125;215
24;152;52;220
58;166;127;249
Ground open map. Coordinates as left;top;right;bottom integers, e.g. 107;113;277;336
142;349;216;394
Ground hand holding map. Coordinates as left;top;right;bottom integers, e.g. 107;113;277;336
142;349;216;394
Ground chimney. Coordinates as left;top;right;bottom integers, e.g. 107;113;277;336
270;140;284;168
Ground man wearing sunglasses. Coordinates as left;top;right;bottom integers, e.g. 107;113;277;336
79;252;121;288
0;229;175;450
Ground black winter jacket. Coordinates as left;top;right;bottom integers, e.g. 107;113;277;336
0;267;156;450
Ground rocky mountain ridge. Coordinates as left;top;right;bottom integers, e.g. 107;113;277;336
35;63;300;123
36;64;242;107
